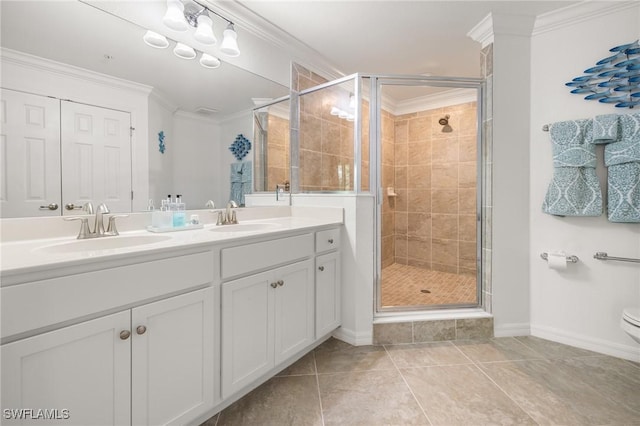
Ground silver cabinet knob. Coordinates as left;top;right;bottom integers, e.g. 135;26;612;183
136;325;147;335
270;282;278;288
318;266;325;271
277;280;284;287
120;330;131;340
328;238;334;244
64;203;82;210
39;203;59;211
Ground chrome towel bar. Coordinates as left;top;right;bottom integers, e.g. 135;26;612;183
593;252;640;264
540;253;579;263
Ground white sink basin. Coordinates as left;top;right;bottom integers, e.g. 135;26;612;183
36;235;172;253
210;223;281;233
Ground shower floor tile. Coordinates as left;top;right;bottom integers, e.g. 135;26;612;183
381;263;477;307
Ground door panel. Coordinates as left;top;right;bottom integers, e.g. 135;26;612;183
1;311;131;426
0;89;61;217
61;101;131;214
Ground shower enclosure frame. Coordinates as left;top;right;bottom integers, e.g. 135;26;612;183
368;74;485;314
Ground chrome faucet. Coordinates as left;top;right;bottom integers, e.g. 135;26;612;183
65;202;127;239
94;203;110;236
217;200;239;225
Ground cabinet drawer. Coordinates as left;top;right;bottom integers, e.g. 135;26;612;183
316;228;340;253
1;251;214;340
221;234;313;279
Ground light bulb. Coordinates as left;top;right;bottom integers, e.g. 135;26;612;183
163;0;188;31
173;43;196;59
194;15;217;45
143;30;169;49
219;23;240;57
200;53;221;68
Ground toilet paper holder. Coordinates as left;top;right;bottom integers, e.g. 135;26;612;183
540;252;579;263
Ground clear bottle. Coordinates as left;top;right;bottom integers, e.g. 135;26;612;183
173;194;186;227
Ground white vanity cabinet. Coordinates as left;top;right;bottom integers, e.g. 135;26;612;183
1;249;217;426
315;228;341;337
220;234;315;398
1;287;214;426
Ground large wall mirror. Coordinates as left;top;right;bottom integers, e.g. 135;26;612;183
0;0;289;218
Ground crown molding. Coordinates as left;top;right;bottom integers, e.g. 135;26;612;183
391;88;477;116
200;0;344;81
0;48;153;96
533;1;639;36
149;88;178;113
467;13;494;48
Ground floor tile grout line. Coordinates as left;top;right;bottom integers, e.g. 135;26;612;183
312;351;326;426
470;362;541;426
509;336;551;359
382;344;434;426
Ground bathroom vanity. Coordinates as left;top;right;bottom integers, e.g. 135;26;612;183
0;207;342;425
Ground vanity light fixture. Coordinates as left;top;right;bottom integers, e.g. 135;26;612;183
160;0;240;55
143;30;169;49
199;53;221;68
173;42;196;59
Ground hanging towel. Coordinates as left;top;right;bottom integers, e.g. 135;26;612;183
604;113;640;222
230;162;243;206
592;114;619;143
542;119;602;217
240;161;252;206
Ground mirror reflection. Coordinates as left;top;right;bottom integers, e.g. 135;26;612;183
253;98;290;192
0;0;289;218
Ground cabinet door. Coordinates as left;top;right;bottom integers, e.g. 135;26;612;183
221;271;275;398
0;89;61;218
60;101;132;214
131;288;214;426
1;311;131;426
316;252;341;337
274;259;315;364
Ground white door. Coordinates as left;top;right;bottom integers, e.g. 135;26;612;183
61;101;131;214
1;311;131;426
274;260;314;364
0;89;61;218
131;288;214;426
221;271;275;398
315;252;341;337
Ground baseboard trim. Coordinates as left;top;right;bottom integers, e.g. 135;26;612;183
494;322;531;337
332;327;372;346
531;324;640;362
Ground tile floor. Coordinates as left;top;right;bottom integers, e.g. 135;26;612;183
381;263;477;307
202;336;640;426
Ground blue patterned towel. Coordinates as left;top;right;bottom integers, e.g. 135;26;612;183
604;113;640;222
543;119;602;217
592;114;619;143
230;161;252;206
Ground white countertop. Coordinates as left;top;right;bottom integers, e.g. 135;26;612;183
1;207;343;278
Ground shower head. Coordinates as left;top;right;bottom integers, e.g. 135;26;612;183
438;115;450;126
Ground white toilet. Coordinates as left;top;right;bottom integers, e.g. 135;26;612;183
621;307;640;344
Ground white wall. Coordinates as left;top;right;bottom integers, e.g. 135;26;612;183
490;14;536;336
148;92;175;206
172;112;221;209
529;3;640;360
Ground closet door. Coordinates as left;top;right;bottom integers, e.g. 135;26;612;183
0;89;61;218
61;101;132;214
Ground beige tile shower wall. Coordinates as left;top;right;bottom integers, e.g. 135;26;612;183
392;102;477;276
299;86;356;192
381;109;395;268
266;114;290;191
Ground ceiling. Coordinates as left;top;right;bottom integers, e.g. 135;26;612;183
235;0;579;77
1;0;581;115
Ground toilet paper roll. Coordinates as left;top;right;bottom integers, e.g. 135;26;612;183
547;251;567;270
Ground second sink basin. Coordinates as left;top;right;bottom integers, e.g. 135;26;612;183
37;235;172;254
210;222;281;233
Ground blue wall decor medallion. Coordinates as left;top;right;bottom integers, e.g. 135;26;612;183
229;134;251;160
158;130;166;154
566;40;640;108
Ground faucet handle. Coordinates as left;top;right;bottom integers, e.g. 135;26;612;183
216;211;224;226
64;216;91;239
106;214;128;236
